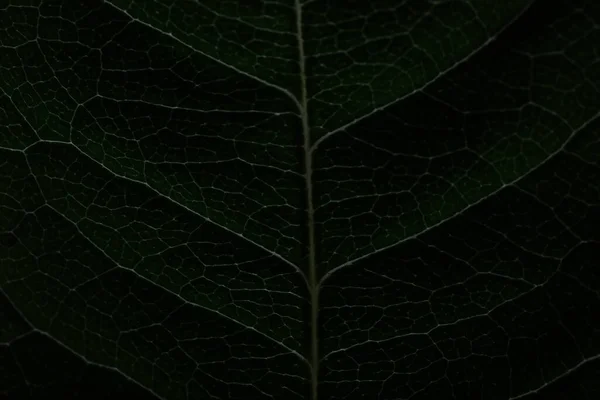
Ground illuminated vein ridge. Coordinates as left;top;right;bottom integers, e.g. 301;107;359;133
294;1;319;399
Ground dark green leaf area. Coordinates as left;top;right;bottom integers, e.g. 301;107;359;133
523;357;600;400
0;146;309;399
1;0;305;265
1;331;159;400
0;292;31;347
1;204;308;399
319;148;600;398
1;0;599;399
303;0;533;140
105;0;533;135
108;0;302;98
313;0;600;275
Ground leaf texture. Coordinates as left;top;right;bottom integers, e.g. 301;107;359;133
1;0;599;399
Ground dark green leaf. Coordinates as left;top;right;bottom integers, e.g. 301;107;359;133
1;0;599;399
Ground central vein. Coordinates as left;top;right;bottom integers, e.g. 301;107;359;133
294;1;319;399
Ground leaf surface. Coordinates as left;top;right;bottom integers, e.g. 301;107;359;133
1;0;599;399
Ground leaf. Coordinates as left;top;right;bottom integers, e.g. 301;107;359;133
1;0;599;399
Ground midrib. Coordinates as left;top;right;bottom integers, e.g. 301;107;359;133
294;1;319;399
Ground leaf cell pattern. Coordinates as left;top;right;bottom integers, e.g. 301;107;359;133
1;0;599;399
